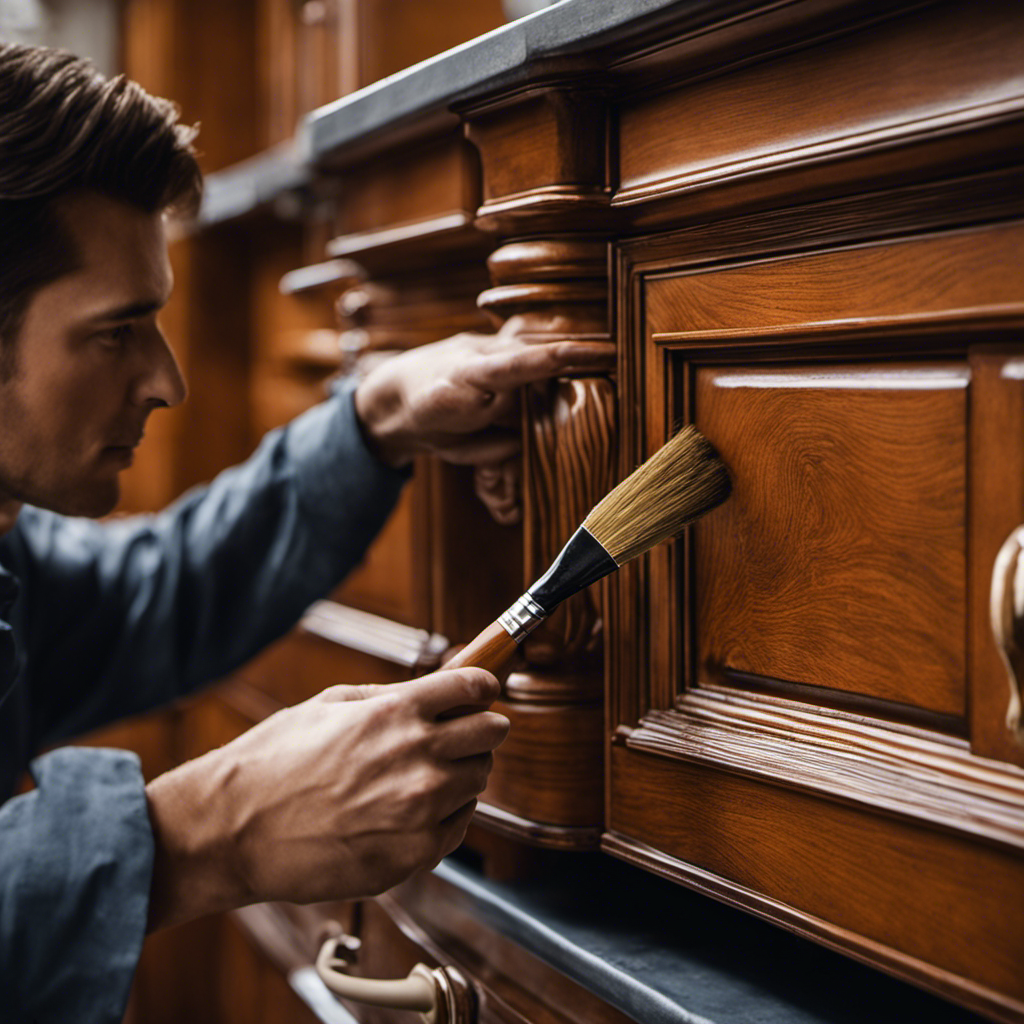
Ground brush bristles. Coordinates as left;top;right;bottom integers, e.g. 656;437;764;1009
582;425;731;565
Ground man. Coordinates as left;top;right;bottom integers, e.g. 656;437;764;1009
0;42;611;1023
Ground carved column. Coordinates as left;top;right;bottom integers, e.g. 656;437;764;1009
463;88;618;847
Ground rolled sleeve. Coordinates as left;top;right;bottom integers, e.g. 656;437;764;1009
0;748;152;1024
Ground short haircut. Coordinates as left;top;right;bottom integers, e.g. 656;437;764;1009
0;42;203;356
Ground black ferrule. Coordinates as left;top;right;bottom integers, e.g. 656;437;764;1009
526;526;618;614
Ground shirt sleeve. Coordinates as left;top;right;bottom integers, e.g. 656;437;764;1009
13;379;409;747
0;748;152;1024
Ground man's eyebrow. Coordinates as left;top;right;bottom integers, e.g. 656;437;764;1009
85;299;165;324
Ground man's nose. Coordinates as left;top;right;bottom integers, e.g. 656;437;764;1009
133;327;188;408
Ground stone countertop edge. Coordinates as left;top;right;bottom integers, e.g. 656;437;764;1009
433;859;707;1024
198;0;755;224
298;0;749;164
197;141;308;227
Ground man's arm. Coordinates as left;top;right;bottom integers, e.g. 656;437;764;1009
145;668;508;930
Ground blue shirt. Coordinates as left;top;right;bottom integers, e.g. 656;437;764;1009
0;384;406;1023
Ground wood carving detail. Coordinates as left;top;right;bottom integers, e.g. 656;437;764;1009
991;526;1024;746
522;376;616;668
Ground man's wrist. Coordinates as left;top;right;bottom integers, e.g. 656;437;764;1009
145;755;248;932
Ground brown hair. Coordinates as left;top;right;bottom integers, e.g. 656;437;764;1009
0;43;202;357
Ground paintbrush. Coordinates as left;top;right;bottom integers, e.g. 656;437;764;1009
444;424;731;673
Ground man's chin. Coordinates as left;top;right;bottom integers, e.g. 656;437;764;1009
46;481;121;519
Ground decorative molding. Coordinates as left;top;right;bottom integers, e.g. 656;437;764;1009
326;211;488;268
474;800;602;850
617;165;1024;270
336;266;492;357
301;600;449;671
601;831;1024;1024
474;186;615;235
279;258;364;296
521;377;617;669
627;686;1024;853
615;3;1024;221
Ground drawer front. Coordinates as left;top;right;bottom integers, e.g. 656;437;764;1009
693;361;967;716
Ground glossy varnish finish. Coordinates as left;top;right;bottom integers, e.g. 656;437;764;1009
693;362;967;716
110;1;1024;1020
611;189;1024;1020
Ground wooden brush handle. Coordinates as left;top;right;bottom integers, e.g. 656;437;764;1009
443;620;519;674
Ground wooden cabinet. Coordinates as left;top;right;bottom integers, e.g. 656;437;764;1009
605;212;1024;1019
107;0;1024;1021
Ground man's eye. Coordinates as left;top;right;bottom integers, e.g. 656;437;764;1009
97;324;135;348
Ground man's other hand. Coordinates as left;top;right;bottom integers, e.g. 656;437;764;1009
144;668;509;931
353;316;616;469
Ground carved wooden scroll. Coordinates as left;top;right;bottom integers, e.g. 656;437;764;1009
991;525;1024;745
522;376;616;668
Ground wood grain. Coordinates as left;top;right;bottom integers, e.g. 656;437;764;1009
608;746;1024;1023
618;1;1024;209
646;221;1024;342
443;622;519;676
480;696;604;830
693;362;967;715
969;352;1024;768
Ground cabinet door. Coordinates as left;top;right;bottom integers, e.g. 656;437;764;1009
608;217;1024;1023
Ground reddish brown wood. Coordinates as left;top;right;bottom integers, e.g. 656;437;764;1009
693;361;967;716
616;1;1024;228
443;622;519;676
969;351;1024;767
479;695;604;829
613;150;1024;1018
608;746;1024;1023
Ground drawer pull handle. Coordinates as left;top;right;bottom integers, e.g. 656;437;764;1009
315;933;475;1023
991;525;1024;745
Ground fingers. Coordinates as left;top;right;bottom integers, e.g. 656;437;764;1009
431;711;510;759
398;667;501;718
435;799;478;863
318;683;393;703
463;340;616;392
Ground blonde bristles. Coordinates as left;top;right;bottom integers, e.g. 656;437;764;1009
583;426;731;564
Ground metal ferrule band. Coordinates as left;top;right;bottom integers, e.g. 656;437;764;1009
497;593;547;643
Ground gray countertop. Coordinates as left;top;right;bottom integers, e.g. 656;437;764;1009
435;852;986;1024
300;0;753;164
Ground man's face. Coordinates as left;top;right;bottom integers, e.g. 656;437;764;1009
0;191;186;519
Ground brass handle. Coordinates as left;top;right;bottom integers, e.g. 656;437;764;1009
990;525;1024;745
314;933;476;1024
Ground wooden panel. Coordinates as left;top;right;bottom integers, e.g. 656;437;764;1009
608;746;1024;1023
693;361;967;716
645;221;1024;342
333;135;481;239
617;0;1024;210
